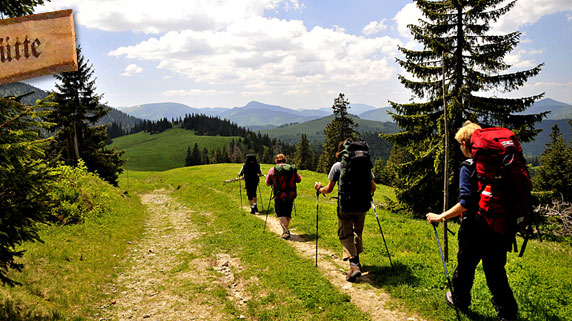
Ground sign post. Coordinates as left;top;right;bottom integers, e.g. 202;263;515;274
0;9;77;85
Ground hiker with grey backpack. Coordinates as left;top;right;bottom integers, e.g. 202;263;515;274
315;139;376;282
426;120;530;321
266;154;301;239
238;154;263;214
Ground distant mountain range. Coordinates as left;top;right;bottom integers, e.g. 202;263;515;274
118;100;383;127
1;82;571;157
0;82;143;130
119;98;571;127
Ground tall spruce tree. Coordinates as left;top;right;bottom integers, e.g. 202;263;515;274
51;46;125;186
185;146;192;166
386;0;545;213
0;0;56;286
192;143;202;165
0;0;49;18
533;125;572;202
293;134;315;170
0;97;56;285
317;93;359;173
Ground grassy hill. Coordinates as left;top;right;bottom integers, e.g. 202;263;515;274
519;98;572;120
1;163;570;319
111;128;240;171
521;119;572;157
125;164;572;320
358;107;395;122
259;114;400;144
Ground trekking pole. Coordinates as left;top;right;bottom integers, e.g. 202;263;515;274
371;201;393;268
315;189;320;267
428;209;461;321
258;183;264;213
263;189;273;233
238;177;243;209
294;200;297;216
266;189;273;214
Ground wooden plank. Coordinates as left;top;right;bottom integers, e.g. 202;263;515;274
0;9;77;85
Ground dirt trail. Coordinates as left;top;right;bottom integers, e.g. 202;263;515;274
105;189;246;320
106;189;424;320
253;206;425;321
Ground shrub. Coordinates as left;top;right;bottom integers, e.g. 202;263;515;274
48;160;112;224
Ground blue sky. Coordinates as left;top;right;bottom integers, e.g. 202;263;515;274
24;0;572;109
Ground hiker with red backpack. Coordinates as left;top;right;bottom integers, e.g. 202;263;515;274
238;154;263;214
266;154;301;239
315;139;376;282
426;120;526;321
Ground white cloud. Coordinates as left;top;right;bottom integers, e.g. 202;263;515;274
393;3;423;39
528;81;572;88
109;17;402;94
505;49;536;68
121;64;143;76
163;89;234;96
38;0;304;34
527;48;546;55
492;0;572;34
282;89;311;95
362;19;387;35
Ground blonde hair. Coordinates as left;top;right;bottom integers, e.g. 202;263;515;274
275;153;286;163
455;120;482;143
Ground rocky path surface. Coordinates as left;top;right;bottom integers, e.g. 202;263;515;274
105;189;425;320
104;189;245;320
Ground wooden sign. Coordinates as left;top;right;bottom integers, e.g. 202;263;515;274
0;9;77;85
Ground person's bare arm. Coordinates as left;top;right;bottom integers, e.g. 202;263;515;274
314;180;336;195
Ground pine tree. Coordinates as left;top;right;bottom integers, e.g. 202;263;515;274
317;93;359;173
202;147;210;164
383;145;414;188
293;134;315;170
386;0;545;213
533;125;572;202
1;0;49;18
51;46;125;186
192;143;202;165
185;146;192;166
372;158;384;183
0;97;56;285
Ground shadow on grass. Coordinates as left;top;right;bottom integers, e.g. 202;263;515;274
0;298;60;321
291;233;316;242
462;310;497;321
360;261;420;288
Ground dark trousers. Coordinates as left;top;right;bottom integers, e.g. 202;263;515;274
453;215;518;320
274;198;293;218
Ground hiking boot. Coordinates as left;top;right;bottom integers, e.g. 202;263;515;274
253;205;259;213
445;291;468;312
281;230;291;239
250;207;256;214
445;291;455;308
346;264;361;282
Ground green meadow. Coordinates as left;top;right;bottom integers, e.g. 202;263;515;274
128;164;571;321
1;161;571;319
0;139;572;320
110;128;240;171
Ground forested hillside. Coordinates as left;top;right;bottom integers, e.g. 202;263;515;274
0;82;143;134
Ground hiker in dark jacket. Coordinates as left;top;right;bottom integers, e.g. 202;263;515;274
314;139;376;282
426;121;518;321
238;154;263;214
266;154;301;239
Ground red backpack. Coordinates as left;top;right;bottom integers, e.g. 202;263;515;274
470;127;532;240
272;164;298;201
